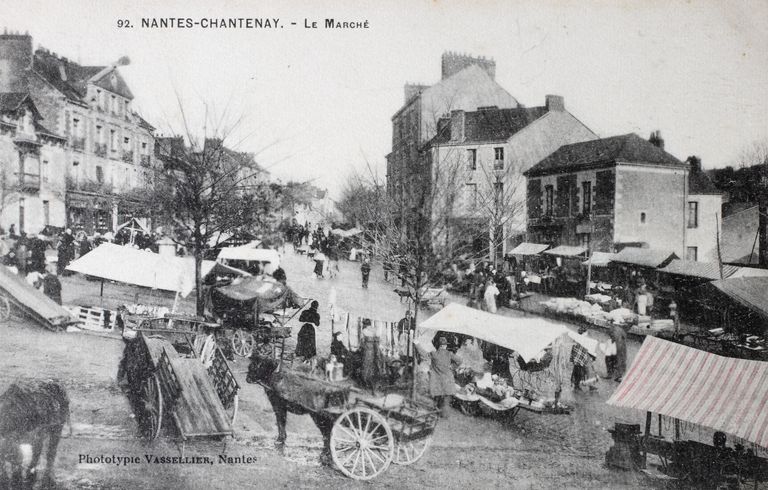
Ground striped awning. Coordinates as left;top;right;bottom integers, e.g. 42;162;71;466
607;336;768;448
508;242;549;256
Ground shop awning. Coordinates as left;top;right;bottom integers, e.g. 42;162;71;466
66;243;246;297
582;251;617;267
709;277;768;321
607;336;768;448
416;303;590;362
544;245;587;257
657;259;739;280
611;247;677;268
507;242;550;256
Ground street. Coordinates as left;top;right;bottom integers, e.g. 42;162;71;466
2;247;651;489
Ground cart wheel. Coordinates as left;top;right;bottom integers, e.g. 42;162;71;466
139;374;163;440
0;295;10;321
393;435;431;465
331;407;394;480
231;329;254;357
226;393;239;425
459;400;479;417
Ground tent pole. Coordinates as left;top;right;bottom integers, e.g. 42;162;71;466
674;418;680;441
645;411;652;437
658;414;662;437
99;279;104;307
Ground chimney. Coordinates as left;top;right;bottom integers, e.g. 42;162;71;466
649;130;665;150
450;110;465;142
441;51;496;80
0;32;33;92
686;155;702;173
545;95;565;112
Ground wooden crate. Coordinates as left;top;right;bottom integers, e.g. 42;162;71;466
63;305;114;331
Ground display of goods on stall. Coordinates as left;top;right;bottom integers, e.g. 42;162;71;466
540;298;638;328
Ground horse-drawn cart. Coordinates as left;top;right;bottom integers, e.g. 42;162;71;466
121;317;238;452
246;354;439;481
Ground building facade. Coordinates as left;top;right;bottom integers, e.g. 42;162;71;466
0;93;66;233
386;52;518;228
0;32;160;234
685;157;724;262
524;133;707;259
427;95;598;259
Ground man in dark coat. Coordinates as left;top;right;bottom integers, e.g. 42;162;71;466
57;229;74;275
360;259;371;289
272;266;287;285
295;300;320;359
610;325;628;382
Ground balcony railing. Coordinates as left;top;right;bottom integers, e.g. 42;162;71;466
66;177;112;194
140;154;151;167
14;173;41;192
122;150;134;164
72;137;86;151
94;142;107;157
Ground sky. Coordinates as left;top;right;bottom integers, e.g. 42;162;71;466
3;0;768;198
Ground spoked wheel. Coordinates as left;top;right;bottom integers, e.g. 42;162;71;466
331;407;394;480
0;295;10;321
139;374;163;440
393;436;431;465
225;393;239;425
231;329;255;357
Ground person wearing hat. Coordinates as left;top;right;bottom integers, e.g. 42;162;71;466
295;300;320;359
429;336;461;418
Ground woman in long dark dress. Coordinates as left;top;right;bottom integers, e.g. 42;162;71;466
295;301;320;359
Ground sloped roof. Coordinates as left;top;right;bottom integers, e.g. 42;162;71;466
525;133;685;177
582;251;618;267
710;277;768;321
688;170;722;195
0;92;30;111
544;245;588;257
608;336;768;448
658;259;739;280
508;242;550;256
433;107;548;144
32;50;133;101
611;247;677;268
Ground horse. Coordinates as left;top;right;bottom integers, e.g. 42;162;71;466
0;380;70;489
245;354;337;465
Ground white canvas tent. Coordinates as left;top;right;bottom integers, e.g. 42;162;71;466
216;246;280;274
417;303;592;362
67;243;245;297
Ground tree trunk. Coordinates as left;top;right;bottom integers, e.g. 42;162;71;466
410;298;420;400
194;226;204;317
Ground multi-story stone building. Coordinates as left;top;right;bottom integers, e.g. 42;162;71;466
427;96;597;259
0;92;66;233
386;52;518;229
524;133;693;259
0;31;159;234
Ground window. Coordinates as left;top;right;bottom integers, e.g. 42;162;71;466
467;149;477;170
582;181;592;215
96;89;103;109
96;166;104;183
465;183;478;209
544;185;554;216
43;200;49;226
687;201;698;228
96;125;103;142
18;198;25;233
72;118;81;138
686;246;698;262
141;141;148;153
111;95;117;113
42;160;49;183
124;136;130;149
494;147;504;170
110;129;117;151
640;212;647;224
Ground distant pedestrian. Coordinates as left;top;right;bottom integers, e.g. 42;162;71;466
313;251;326;279
361;259;371;289
610;325;627;382
484;279;499;313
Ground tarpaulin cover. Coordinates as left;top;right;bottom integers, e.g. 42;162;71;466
544;245;587;257
582;251;617;267
611;247;677;268
507;242;550;256
66;243;243;297
709;277;768;321
658;259;739;280
607;336;768;448
416;303;588;362
0;265;76;329
210;276;301;311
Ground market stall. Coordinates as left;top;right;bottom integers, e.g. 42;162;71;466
507;242;550;293
216;246;280;275
605;336;768;486
543;245;588;296
416;303;594;416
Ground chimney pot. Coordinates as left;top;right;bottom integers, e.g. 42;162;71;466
545;95;565;112
649;130;665;150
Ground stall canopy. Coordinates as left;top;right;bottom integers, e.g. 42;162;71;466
709;277;768;321
582;251;617;267
611;247;677;268
417;303;590;362
66;243;245;297
607;336;768;448
508;242;550;256
730;267;768;278
657;259;739;280
217;246;280;264
544;245;587;257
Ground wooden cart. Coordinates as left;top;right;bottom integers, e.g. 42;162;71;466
253;369;440;481
122;320;239;452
